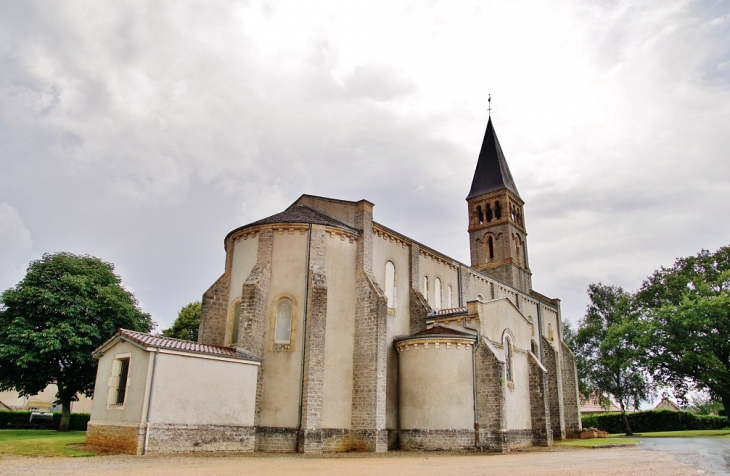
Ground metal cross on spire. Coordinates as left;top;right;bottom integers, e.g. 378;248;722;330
488;94;492;117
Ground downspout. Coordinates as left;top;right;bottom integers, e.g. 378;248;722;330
295;223;313;452
143;347;160;455
457;264;463;307
462;318;482;451
536;303;544;364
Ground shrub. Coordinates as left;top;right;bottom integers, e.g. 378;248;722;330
0;411;90;431
581;409;729;433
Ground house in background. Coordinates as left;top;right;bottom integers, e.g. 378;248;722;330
579;398;621;414
0;385;93;413
654;398;680;411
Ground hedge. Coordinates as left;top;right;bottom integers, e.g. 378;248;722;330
0;411;90;431
582;409;729;433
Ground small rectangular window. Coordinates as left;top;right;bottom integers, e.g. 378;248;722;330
116;359;130;405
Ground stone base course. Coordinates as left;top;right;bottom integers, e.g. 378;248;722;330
399;429;475;451
255;427;298;452
146;423;255;453
86;421;145;455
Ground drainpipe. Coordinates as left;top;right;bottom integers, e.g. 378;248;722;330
536;303;544;364
143;347;160;455
462;318;482;451
295;224;313;452
457;264;463;307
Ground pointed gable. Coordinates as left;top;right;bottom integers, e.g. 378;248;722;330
467;117;521;200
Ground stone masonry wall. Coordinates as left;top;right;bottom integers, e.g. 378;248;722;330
147;423;255;453
86;422;145;455
399;429;475;451
239;229;273;427
409;244;430;334
298;227;328;453
560;341;582;434
351;202;388;452
255;427;297;452
198;273;231;346
528;353;553;446
475;341;507;452
540;336;564;440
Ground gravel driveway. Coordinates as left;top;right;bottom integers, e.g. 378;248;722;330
0;446;701;476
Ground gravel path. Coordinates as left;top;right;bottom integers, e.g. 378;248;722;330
0;446;700;476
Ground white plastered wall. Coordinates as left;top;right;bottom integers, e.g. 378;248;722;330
321;234;357;429
417;254;458;310
90;341;150;424
398;342;474;430
258;231;308;428
227;236;259;308
148;352;258;426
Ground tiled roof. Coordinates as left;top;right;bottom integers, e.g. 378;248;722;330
108;329;259;361
226;205;359;243
409;325;475;338
431;307;468;317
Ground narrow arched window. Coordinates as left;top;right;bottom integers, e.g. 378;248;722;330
447;285;453;308
515;236;521;266
488;236;494;260
423;276;429;302
548;323;554;341
385;261;396;308
477;206;484;224
434;277;442;310
275;299;293;344
476;293;484;302
229;300;241;346
505;337;514;382
486;203;493;222
494;201;502;220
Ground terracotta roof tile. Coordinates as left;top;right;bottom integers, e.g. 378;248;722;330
114;329;259;361
431;307;468;316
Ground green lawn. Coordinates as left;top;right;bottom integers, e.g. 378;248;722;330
608;429;730;438
0;430;94;457
558;438;639;448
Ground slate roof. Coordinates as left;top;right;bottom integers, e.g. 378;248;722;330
225;205;358;242
467;117;521;200
95;329;260;361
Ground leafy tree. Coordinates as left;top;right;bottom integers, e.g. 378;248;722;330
636;245;730;415
161;301;202;341
0;252;153;431
574;283;654;435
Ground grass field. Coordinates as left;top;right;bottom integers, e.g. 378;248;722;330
609;429;730;438
0;430;94;457
557;438;639;448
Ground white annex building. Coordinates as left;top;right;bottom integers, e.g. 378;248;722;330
87;117;581;454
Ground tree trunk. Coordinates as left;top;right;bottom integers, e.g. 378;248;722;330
721;393;730;419
58;400;71;432
621;410;633;436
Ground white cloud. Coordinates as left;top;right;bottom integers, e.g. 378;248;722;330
0;0;728;326
0;203;34;291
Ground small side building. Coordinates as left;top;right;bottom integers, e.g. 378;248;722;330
86;329;260;454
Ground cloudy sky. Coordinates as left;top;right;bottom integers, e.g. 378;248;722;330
1;0;729;331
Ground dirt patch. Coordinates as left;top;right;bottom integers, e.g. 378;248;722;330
0;446;698;476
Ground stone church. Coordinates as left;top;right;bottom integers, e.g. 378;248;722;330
86;117;580;454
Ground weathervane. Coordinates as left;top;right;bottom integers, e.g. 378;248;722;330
488;94;492;117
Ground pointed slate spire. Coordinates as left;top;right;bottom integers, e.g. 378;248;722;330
466;117;521;200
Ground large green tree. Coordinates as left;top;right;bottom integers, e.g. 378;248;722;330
0;252;154;431
161;301;202;341
574;283;654;435
636;245;730;415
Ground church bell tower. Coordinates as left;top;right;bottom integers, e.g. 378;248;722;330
467;116;532;293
